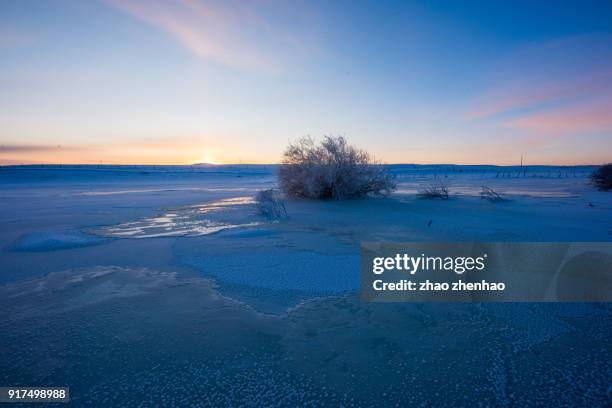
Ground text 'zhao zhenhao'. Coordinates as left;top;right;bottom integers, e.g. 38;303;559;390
361;242;612;302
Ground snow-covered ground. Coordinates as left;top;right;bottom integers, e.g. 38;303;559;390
0;164;610;406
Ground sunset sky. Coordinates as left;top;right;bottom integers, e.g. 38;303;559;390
1;0;611;165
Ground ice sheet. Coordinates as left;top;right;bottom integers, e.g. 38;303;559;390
1;165;610;406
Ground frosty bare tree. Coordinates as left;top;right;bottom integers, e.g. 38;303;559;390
278;136;396;200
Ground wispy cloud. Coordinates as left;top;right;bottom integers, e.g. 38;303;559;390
0;144;81;153
0;144;92;165
468;69;612;119
104;0;316;73
505;97;612;138
0;27;35;49
468;35;612;138
0;138;231;165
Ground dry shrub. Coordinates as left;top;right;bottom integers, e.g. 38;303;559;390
255;189;287;219
278;136;396;200
591;163;612;191
480;186;506;202
418;180;449;199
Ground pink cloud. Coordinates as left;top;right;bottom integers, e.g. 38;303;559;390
104;0;315;73
468;69;612;119
504;97;612;146
467;35;612;140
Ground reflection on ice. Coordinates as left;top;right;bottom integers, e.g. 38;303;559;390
190;196;255;212
74;187;259;196
91;197;261;238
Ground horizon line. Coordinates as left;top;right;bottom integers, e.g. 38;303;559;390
0;162;603;168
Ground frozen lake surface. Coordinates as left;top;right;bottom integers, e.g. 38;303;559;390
0;164;610;406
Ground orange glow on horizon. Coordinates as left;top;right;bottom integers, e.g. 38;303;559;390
0;145;604;167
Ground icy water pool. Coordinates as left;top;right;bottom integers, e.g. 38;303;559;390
90;197;262;238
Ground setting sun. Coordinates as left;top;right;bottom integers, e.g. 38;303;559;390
197;151;220;165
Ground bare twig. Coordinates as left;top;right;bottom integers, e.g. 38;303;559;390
418;180;449;200
480;186;506;202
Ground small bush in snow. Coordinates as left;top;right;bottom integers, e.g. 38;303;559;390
278;136;396;200
591;163;612;191
255;189;287;219
418;180;449;200
480;186;505;202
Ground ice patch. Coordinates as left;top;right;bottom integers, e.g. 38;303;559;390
183;251;360;293
0;266;180;317
7;230;108;252
216;228;278;238
90;196;262;238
